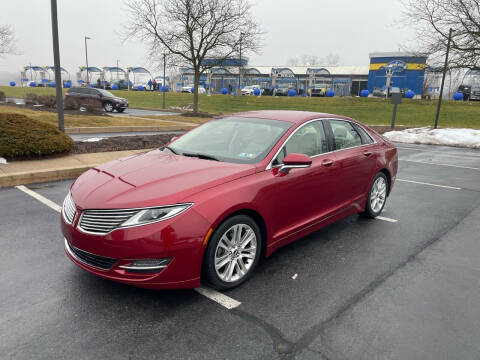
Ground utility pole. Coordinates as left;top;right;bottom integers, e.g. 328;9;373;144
116;59;119;83
162;53;166;109
434;28;453;129
84;36;91;85
238;32;244;95
50;0;64;132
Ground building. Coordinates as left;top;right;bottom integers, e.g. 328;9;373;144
177;59;369;96
367;52;427;96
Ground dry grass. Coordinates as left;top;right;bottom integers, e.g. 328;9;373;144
144;115;210;124
0;105;196;129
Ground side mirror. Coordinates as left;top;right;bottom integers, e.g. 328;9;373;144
279;153;312;174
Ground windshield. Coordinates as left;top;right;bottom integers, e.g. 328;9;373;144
97;89;115;97
167;117;292;164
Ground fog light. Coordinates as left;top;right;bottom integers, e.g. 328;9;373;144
119;258;172;273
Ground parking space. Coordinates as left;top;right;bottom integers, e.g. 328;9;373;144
1;143;480;359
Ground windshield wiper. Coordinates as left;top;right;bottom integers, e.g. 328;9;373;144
162;146;178;154
182;152;220;161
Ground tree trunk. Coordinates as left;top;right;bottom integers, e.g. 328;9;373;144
193;68;200;113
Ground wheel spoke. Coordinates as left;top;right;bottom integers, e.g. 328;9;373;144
226;259;235;281
215;255;230;270
237;259;247;276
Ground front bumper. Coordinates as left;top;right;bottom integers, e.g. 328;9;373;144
62;207;211;289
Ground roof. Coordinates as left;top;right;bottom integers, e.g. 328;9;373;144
232;110;351;123
248;66;369;76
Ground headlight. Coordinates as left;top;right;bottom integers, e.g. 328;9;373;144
120;203;193;227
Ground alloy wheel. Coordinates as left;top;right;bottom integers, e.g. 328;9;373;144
214;224;257;283
370;176;387;213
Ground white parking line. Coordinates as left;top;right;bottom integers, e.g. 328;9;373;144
195;287;242;309
15;185;62;213
400;159;480;171
396;178;462;190
15;185;242;310
376;216;398;223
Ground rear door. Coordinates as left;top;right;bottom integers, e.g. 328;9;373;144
326;119;377;206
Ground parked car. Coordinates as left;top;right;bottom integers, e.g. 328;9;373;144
275;86;295;96
467;85;480;101
65;87;128;112
182;84;206;94
62;110;398;290
310;85;326;97
241;85;260;96
372;87;387;97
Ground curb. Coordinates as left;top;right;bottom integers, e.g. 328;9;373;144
66;126;191;134
0;165;92;188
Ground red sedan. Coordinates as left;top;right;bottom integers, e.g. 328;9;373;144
62;111;397;290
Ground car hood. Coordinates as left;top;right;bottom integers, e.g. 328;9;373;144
70;149;256;210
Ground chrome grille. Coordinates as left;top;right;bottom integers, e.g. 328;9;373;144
65;239;117;270
79;209;139;235
62;193;76;224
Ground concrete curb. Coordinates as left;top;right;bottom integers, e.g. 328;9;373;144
0;165;91;188
66;126;191;134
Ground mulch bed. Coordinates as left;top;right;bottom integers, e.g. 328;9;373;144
369;125;412;134
74;134;180;153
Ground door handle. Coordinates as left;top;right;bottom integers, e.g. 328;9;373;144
322;159;334;166
363;151;372;157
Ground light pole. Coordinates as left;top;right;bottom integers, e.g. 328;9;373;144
84;36;91;85
238;32;244;94
50;0;64;132
162;53;166;109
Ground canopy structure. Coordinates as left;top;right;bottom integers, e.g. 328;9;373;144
45;66;71;86
127;67;152;89
78;66;103;85
103;66;126;85
21;65;47;86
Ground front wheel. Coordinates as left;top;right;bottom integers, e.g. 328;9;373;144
117;108;125;113
103;101;114;112
204;215;262;290
363;172;388;218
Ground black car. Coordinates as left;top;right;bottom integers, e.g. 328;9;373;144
65;87;128;112
457;84;471;100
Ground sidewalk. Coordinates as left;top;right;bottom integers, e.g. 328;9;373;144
0;149;148;188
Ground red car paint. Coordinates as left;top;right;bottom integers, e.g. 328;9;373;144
62;111;397;289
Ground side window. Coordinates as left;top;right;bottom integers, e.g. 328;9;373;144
273;121;327;165
330;120;362;150
353;123;374;144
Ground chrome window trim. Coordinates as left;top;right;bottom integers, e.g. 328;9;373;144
76;203;194;236
265;118;376;170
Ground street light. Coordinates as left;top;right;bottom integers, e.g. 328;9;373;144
163;53;167;109
84;36;91;85
50;0;64;132
238;32;244;95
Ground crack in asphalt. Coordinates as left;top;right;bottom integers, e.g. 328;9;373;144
230;201;480;360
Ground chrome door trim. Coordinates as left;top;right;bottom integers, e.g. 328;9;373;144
265;118;377;170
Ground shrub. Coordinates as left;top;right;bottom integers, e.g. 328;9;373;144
36;95;57;108
25;93;38;104
0;91;5;102
64;96;102;113
0;113;74;159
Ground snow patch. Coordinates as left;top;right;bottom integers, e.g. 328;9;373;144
383;127;480;149
81;137;105;143
0;157;7;164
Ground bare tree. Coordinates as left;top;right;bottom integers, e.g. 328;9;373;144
324;53;340;66
402;0;480;69
0;24;16;57
124;0;262;112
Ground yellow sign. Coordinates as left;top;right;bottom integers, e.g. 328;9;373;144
369;63;426;71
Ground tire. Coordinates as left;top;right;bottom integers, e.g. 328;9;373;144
103;101;114;112
363;172;389;218
204;215;262;290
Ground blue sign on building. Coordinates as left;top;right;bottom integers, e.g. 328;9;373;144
367;52;427;95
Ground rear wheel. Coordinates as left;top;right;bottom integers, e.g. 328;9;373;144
363;172;388;218
204;215;262;290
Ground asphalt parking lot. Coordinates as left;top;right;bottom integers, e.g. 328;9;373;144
1;143;480;360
